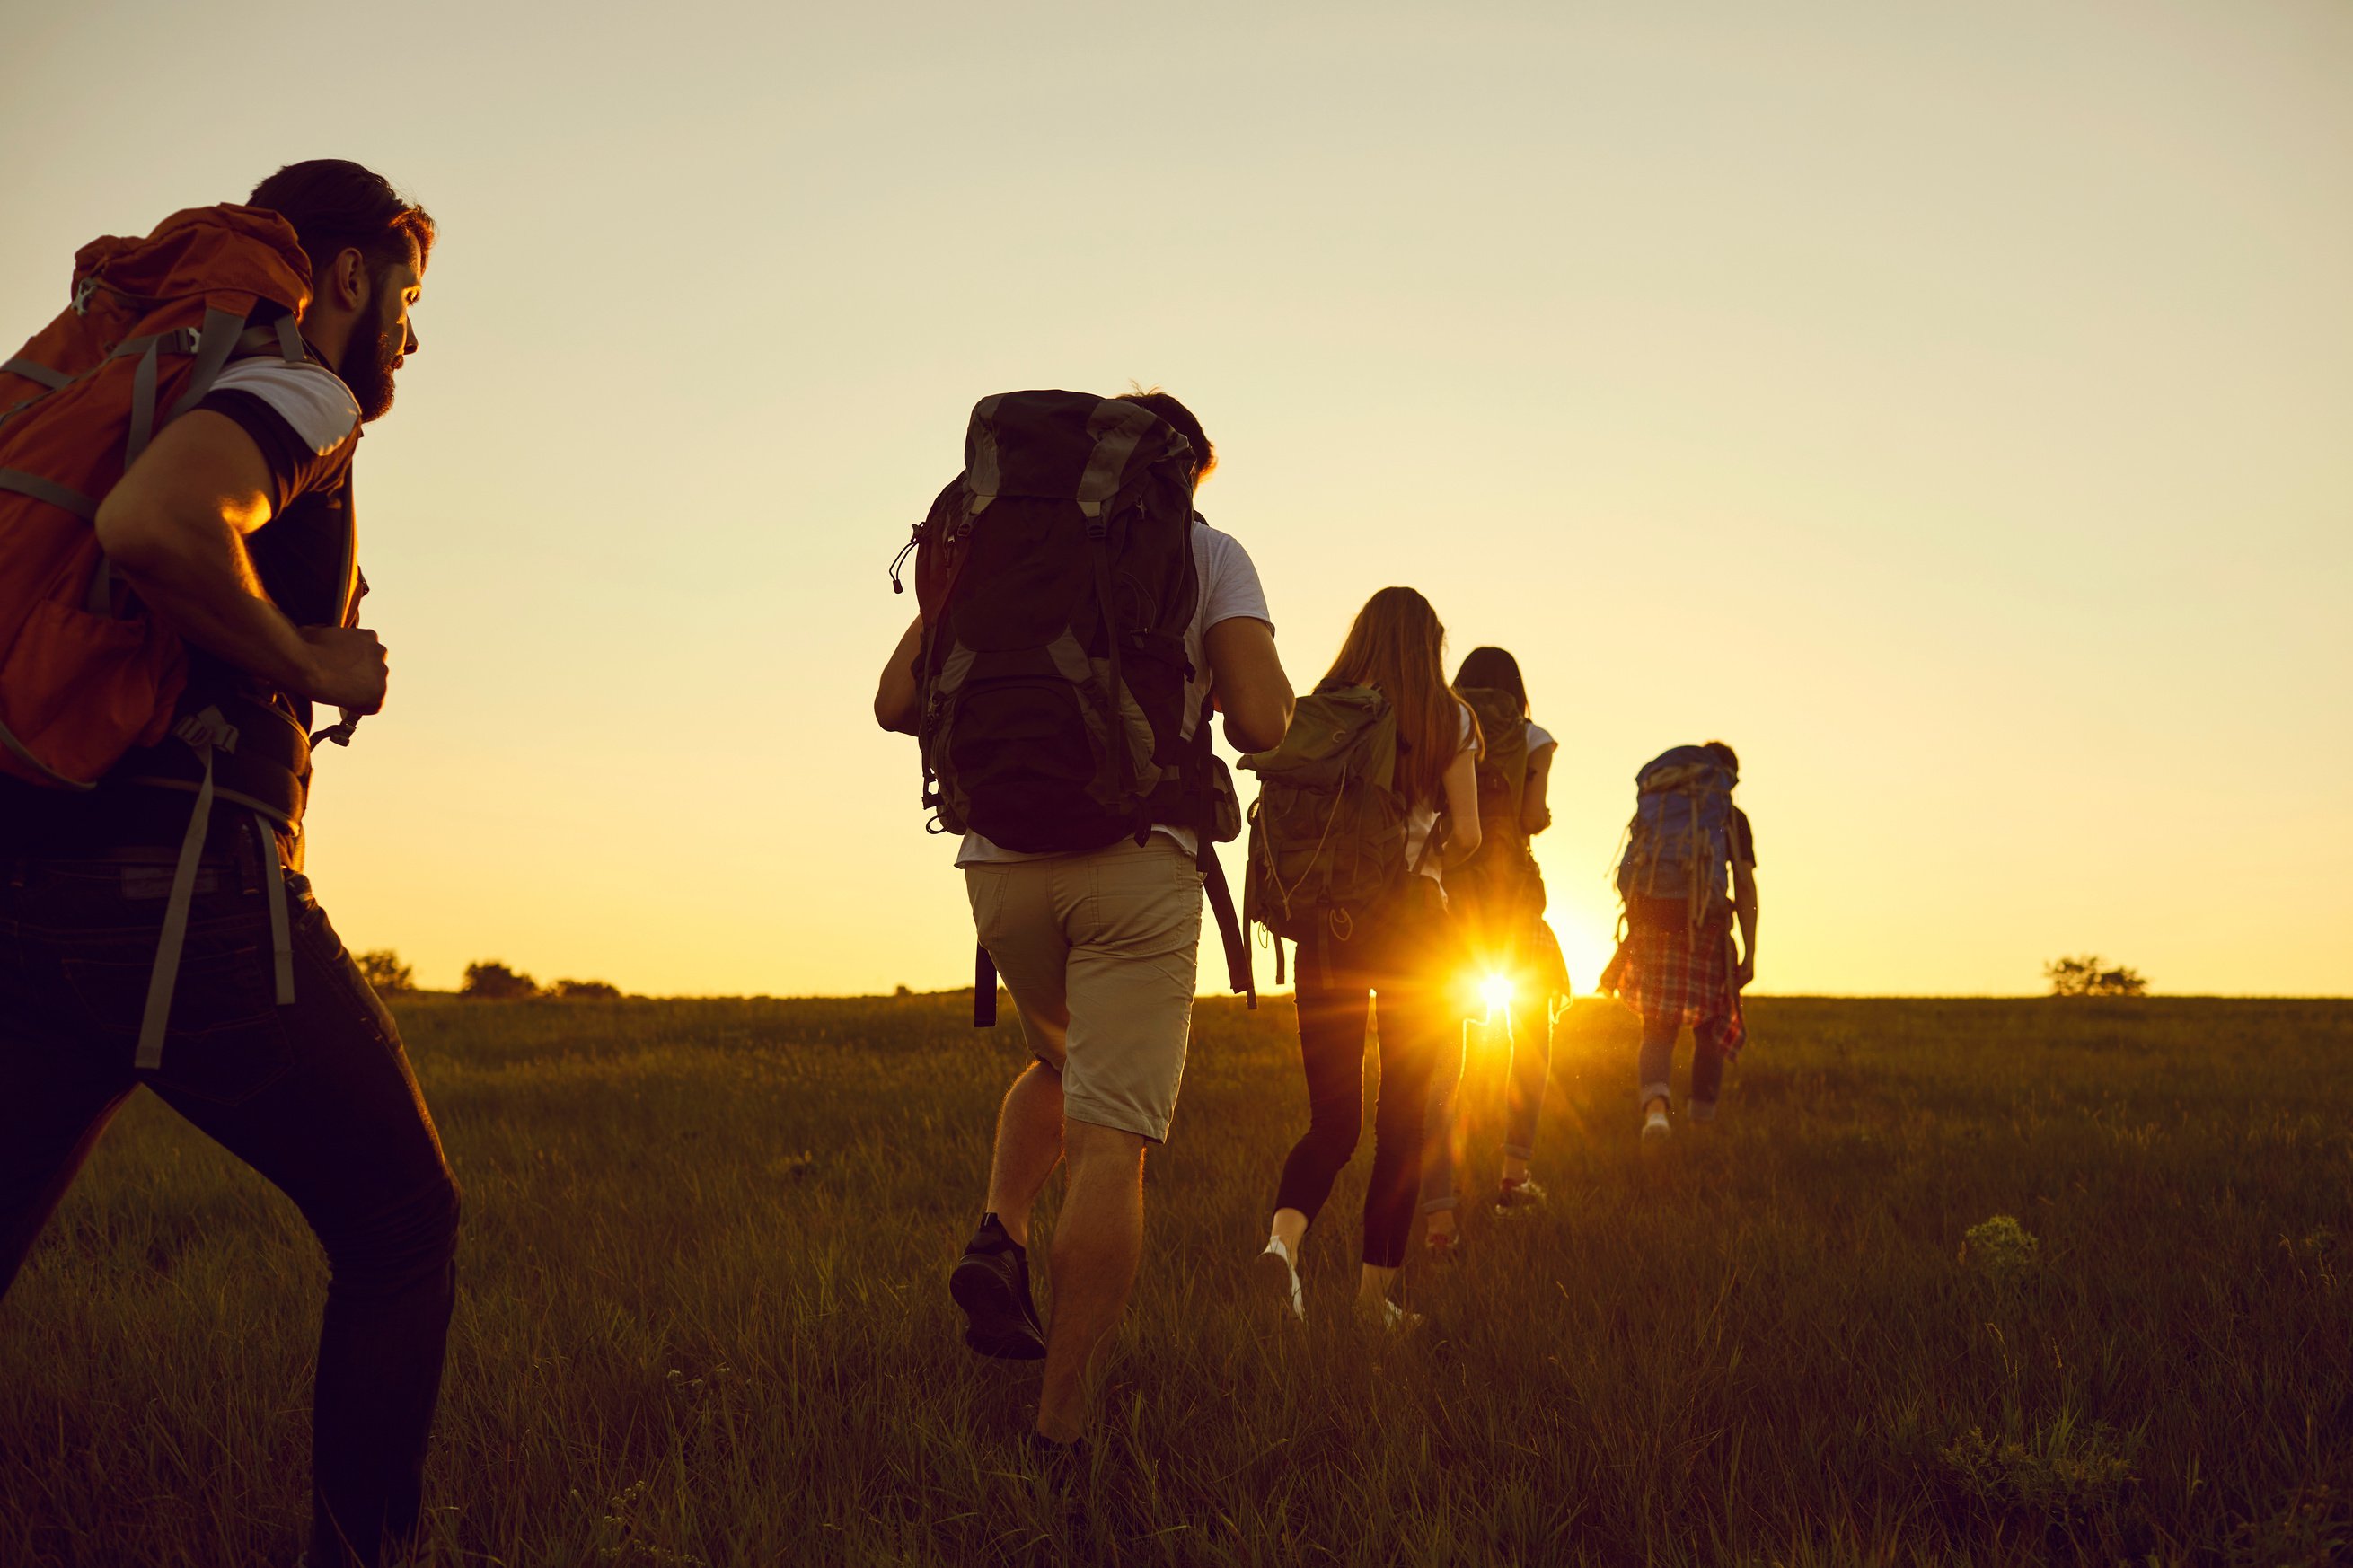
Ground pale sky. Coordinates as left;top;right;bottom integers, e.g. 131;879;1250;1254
6;1;2348;995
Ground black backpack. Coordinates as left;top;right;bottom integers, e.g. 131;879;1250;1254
894;390;1250;1017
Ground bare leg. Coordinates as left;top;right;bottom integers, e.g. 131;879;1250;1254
985;1061;1065;1247
1270;1206;1308;1254
1356;1262;1400;1308
1036;1118;1147;1443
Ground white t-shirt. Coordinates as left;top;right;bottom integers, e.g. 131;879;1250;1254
208;357;361;455
1403;701;1478;883
1526;719;1557;757
956;521;1272;867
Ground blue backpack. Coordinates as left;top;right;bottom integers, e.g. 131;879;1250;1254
1615;745;1737;934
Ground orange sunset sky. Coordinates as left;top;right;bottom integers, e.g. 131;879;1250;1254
5;1;2348;996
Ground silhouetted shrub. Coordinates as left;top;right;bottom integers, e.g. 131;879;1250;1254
356;950;414;993
462;961;541;1000
2044;956;2148;997
551;979;621;1001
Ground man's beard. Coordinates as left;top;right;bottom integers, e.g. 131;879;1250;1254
337;297;404;423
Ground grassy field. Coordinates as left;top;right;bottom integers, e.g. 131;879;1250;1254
1;992;2348;1566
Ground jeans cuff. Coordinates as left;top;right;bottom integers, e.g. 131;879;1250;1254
1687;1099;1717;1123
1502;1143;1535;1161
1419;1194;1458;1215
1639;1081;1671;1109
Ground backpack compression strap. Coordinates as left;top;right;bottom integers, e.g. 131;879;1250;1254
1071;401;1159;828
1186;693;1253;1006
973;943;997;1029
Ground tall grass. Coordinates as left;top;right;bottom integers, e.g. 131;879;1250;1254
3;996;2347;1565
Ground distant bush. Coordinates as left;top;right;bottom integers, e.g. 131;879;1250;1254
1963;1215;2040;1283
356;949;414;993
462;961;541;1000
551;979;622;1001
2044;956;2147;997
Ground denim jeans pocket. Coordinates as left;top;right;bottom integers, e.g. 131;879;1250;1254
63;933;295;1105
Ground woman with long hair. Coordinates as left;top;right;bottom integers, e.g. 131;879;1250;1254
1418;646;1571;1258
1255;587;1481;1327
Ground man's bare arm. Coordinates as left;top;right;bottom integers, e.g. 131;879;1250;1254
1204;617;1291;754
874;613;921;734
93;410;386;712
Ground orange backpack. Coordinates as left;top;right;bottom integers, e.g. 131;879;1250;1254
0;204;313;788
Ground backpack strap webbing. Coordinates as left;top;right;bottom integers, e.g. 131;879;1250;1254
134;706;233;1070
0;469;98;518
132;709;301;1071
1199;840;1252;1008
973;943;998;1029
1178;689;1252;1005
254;810;295;1006
0;357;70;390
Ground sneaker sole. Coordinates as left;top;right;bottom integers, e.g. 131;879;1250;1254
1252;1249;1304;1322
948;1253;1046;1361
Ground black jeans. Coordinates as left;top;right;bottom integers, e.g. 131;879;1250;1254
0;840;460;1568
1273;885;1453;1270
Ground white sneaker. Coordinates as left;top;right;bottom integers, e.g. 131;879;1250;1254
1367;1297;1422;1332
1642;1102;1671;1142
1494;1176;1548;1215
1255;1238;1306;1321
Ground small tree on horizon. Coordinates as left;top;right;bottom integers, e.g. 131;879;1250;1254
356;949;414;993
462;961;541;1000
551;978;622;1001
2044;955;2149;997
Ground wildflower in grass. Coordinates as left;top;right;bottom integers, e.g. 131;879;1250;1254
1963;1215;2040;1283
1938;1415;2134;1525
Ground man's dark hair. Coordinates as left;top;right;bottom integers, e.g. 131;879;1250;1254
1453;646;1528;711
1705;740;1740;778
1115;387;1216;481
248;160;435;283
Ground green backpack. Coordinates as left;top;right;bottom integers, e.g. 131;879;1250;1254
1458;686;1528;836
1239;683;1410;981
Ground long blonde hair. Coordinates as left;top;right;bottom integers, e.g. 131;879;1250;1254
1322;586;1478;807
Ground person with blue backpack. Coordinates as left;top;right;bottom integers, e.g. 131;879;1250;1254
1600;741;1758;1139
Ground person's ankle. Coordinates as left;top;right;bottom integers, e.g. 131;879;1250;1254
1035;1408;1086;1446
972;1211;1026;1255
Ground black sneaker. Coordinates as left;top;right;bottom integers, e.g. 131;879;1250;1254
949;1218;1046;1361
1024;1428;1090;1480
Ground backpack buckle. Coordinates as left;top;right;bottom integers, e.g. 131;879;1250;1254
172;707;240;755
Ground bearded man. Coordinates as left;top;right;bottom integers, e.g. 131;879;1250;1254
0;160;455;1568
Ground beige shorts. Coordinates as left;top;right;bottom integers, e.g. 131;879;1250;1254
964;835;1205;1143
